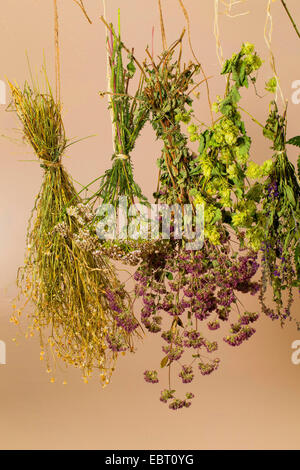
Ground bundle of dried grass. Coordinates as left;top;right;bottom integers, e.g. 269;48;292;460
9;75;139;384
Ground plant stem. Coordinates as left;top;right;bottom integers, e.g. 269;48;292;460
73;0;92;23
158;0;167;50
281;0;300;39
53;0;61;103
238;106;264;128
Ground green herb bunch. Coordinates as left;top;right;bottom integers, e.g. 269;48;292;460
258;101;300;322
186;43;266;247
141;33;200;207
185;43;299;320
90;18;148;208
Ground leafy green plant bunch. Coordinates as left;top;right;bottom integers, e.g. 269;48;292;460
90;31;201;266
83;18;152;262
182;43;299;321
181;42;268;247
258;101;300;322
88;18;149;209
141;32;201;207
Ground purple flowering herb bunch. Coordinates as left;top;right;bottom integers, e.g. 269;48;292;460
259;101;300;324
105;287;141;353
132;235;260;410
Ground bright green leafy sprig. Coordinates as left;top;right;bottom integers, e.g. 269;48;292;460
88;19;149;208
185;43;269;248
258;101;300;322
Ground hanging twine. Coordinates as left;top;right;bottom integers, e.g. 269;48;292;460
214;0;250;67
264;0;285;105
214;0;249;67
221;0;249;18
214;0;224;66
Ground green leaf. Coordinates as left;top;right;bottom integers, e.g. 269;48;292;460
221;59;232;75
237;136;251;157
230;85;241;104
239;62;246;85
263;127;275;141
235;187;244;200
286;136;300;148
127;60;136;78
232;65;239;84
211;208;222;224
160;356;169;368
166;272;173;280
198;131;210;154
246;182;263;202
285;185;296;207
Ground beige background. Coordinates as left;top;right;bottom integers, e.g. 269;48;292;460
0;0;300;450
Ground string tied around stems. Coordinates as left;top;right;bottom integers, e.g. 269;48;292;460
39;157;62;169
115;154;129;161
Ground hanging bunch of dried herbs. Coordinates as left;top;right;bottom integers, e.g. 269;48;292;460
141;32;200;207
184;43;299;322
134;235;260;410
88;17;148;208
9;76;140;384
185;43;265;247
119;40;261;410
259;102;300;322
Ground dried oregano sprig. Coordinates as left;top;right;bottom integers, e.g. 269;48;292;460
9;76;139;385
133;235;260;410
